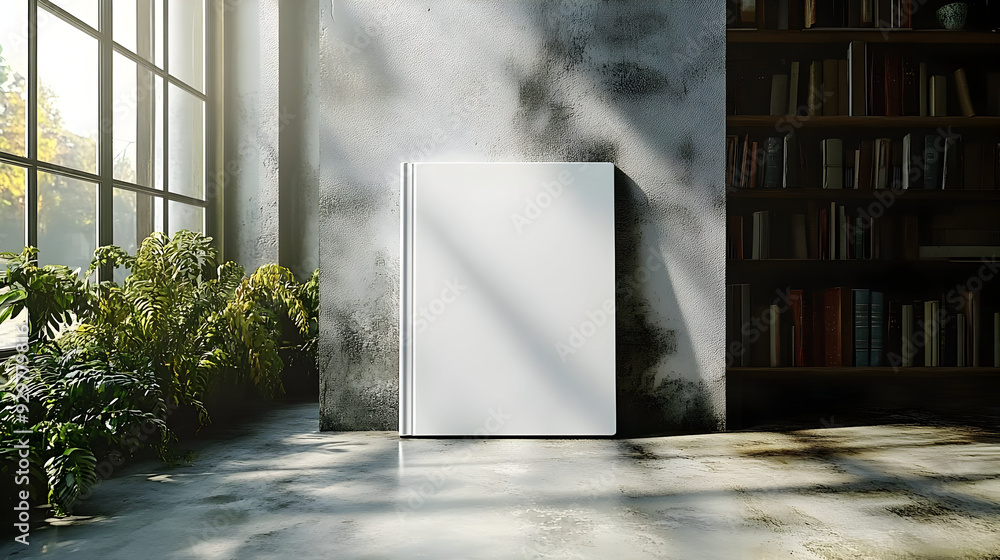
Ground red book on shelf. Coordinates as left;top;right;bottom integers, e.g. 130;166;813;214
749;141;760;188
811;289;826;367
790;289;806;367
884;54;902;117
824;287;843;367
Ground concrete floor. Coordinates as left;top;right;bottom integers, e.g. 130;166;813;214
4;403;1000;559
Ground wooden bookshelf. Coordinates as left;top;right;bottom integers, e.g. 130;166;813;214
725;2;1000;426
727;188;1000;200
728;116;1000;129
728;29;1000;44
728;367;1000;377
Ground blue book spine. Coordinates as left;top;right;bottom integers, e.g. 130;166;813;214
853;289;871;367
870;291;885;367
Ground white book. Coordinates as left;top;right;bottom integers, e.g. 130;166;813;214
399;162;616;436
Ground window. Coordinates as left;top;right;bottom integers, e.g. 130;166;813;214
0;0;218;345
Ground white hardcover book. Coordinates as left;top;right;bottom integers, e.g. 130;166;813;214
400;162;616;436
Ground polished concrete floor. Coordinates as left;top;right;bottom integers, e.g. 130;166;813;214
4;402;1000;559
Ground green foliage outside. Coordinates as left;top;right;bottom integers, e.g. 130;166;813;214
0;231;319;516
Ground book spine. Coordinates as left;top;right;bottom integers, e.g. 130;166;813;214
791;289;805;366
871;291;885;367
958;313;966;367
854;289;871;367
741;285;752;367
924;300;933;367
902;304;913;367
955;69;976;117
770;74;790;116
764;137;784;188
769;304;781;367
995;313;999;368
823;59;840;116
918;62;928;117
888;301;902;367
824;287;842;367
924;135;942;190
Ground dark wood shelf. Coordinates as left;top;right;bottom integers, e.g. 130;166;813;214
727;29;1000;44
727;115;1000;128
727;188;1000;200
728;367;1000;377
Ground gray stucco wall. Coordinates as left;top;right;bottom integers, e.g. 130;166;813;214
223;0;319;280
318;0;726;434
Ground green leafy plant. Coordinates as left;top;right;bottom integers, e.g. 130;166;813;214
0;231;319;516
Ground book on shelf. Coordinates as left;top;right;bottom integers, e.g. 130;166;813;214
958;313;967;367
900;304;913;367
788;61;801;115
822;138;844;189
918;246;1000;259
808;61;823;116
924;135;942;190
770;74;789;116
728;215;745;260
726;284;753;367
752;211;771;259
790;289;806;366
941;137;959;190
848;41;866;116
887;300;902;367
853;289;871;367
930;75;947;117
769;303;781;367
954;68;976;117
919;62;928;117
763;136;784;188
988;73;1000;117
783;133;801;188
995;313;999;367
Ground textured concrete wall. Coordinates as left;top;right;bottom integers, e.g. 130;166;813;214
223;0;319;280
317;0;726;434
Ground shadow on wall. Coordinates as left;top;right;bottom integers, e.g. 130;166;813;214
614;168;716;437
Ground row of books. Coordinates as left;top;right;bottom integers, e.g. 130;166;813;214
728;0;919;30
729;207;882;260
730;209;1000;261
727;285;1000;368
729;46;1000;118
726;133;1000;191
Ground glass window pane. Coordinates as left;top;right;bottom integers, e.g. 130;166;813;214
167;0;203;91
0;0;29;158
112;187;135;283
38;9;99;174
168;201;202;236
113;0;137;53
168;84;203;199
38;171;97;275
0;162;25;253
47;0;99;30
0;295;26;349
115;0;161;63
113;52;162;188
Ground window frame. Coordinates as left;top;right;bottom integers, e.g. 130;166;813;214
0;0;222;280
